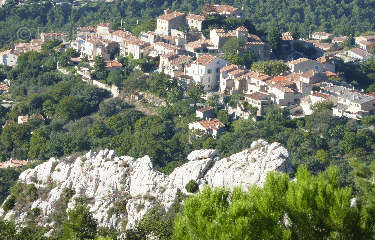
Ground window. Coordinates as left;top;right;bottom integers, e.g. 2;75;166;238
207;69;212;74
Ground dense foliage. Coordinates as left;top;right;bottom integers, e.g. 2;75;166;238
1;0;375;49
174;167;375;240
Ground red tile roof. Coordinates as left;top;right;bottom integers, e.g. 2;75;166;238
105;60;123;68
198;118;225;131
246;92;270;101
158;11;185;21
220;64;239;73
193;54;218;66
204;4;239;14
186;13;205;21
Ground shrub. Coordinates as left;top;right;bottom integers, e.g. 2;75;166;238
3;195;16;212
185;180;199;193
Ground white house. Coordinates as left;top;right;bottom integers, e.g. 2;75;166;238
185;54;228;91
186;13;205;31
347;48;373;61
0;50;19;67
188;118;225;138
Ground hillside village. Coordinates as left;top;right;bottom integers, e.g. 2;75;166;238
1;4;375;138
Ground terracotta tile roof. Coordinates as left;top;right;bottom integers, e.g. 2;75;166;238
236;26;248;32
197;106;213;113
301;70;317;78
271;75;288;83
316;55;335;63
244;71;271;81
41;32;67;37
247;34;262;42
170;55;193;66
282;32;294;41
312;91;330;99
228;69;246;78
186;13;205;21
198;118;225;131
105;60;123;68
112;30;133;38
288;58;309;65
77;26;96;32
158;10;185;21
349;48;373;58
193;54;218;66
204;4;239;14
0;83;9;91
154;42;179;50
324;71;339;78
18;114;45;124
98;22;111;27
332;36;347;43
315;42;333;51
246;92;270;100
186;39;213;50
220;64;239;73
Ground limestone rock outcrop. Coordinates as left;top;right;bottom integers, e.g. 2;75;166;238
0;139;294;231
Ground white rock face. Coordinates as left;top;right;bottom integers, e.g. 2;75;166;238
1;139;293;231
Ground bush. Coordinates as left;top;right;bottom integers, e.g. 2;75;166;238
185;180;199;193
2;195;16;212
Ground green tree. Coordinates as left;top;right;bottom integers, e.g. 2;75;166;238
268;27;282;53
106;42;120;60
251;60;289;76
173;167;372;240
55;96;83;121
187;83;204;107
62;204;98;240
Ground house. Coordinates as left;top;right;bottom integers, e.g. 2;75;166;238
17;114;45;124
155;9;186;36
105;60;122;71
220;64;240;93
185;39;216;56
196;107;215;119
246;71;272;93
81;38;109;60
311;32;333;40
355;35;375;51
267;76;300;107
158;53;192;77
244;92;272;116
0;49;19;67
188;118;225;138
282;32;294;41
96;22;112;36
152;42;180;56
0;82;10;93
287;58;325;73
121;36;151;59
300;91;332;115
332;36;347;44
334;91;375;118
203;4;243;18
316;55;336;73
185;54;228;91
40;32;68;43
76;26;96;38
106;30;134;43
347;48;373;61
186;13;205;31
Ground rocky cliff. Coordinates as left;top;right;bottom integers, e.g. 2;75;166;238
0;139;293;231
